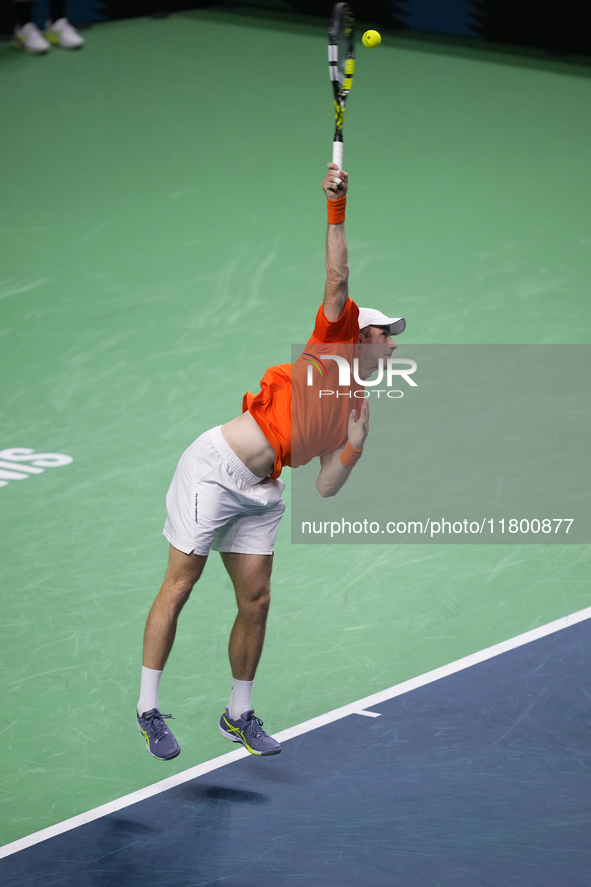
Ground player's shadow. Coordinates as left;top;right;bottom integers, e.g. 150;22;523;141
84;783;272;887
175;782;270;805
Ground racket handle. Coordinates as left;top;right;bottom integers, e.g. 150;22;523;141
332;140;343;170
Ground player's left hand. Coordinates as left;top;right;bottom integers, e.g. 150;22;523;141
347;398;369;449
323;162;348;200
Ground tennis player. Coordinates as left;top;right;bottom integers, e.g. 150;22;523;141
136;164;406;760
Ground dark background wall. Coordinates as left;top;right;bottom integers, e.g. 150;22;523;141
1;0;590;58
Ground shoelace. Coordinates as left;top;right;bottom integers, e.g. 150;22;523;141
147;712;174;741
248;715;265;738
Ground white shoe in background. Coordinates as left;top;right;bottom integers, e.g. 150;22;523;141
12;23;51;54
44;18;85;49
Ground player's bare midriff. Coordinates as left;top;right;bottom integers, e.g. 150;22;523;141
221;411;277;479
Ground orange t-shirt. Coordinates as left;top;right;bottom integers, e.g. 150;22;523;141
243;298;361;478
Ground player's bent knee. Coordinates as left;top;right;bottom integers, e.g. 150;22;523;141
239;586;271;620
257;591;271;616
159;575;197;610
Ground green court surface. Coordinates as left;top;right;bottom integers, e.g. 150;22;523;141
1;10;590;847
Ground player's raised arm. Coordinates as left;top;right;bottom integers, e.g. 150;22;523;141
322;162;349;322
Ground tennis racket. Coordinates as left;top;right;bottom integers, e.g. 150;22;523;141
328;3;356;171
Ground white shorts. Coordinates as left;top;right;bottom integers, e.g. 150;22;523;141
163;426;286;557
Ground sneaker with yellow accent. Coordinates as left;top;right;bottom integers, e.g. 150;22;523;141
219;708;281;756
137;708;180;761
44;18;84;49
11;23;51;54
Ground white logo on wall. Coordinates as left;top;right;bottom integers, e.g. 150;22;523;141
0;448;73;488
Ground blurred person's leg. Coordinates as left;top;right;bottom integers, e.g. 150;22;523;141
45;0;84;49
12;0;50;53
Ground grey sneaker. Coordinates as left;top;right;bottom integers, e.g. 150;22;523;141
137;708;180;761
219;708;281;756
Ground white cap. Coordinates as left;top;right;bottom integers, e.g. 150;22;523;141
358;307;406;336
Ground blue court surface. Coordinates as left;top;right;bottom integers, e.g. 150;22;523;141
2;616;590;886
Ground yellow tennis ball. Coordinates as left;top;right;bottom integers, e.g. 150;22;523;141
362;30;381;48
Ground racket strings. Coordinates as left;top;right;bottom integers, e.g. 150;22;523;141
329;12;355;94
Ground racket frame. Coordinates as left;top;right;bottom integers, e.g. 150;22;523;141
329;3;356;169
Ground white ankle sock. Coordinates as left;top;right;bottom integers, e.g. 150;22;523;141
137;666;163;716
228;678;254;720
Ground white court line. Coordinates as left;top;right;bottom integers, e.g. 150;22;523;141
2;603;590;860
